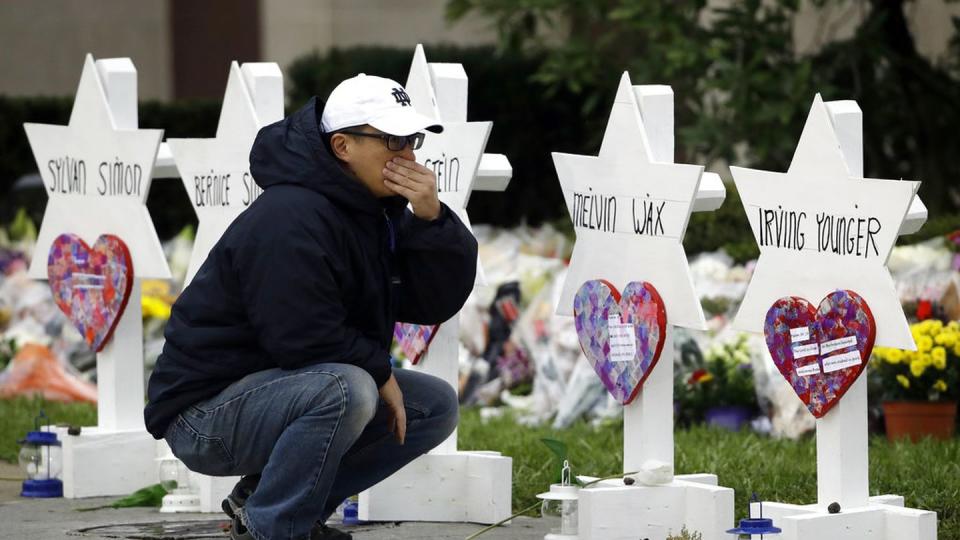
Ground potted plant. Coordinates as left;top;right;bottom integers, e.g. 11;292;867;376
871;319;959;442
679;333;758;430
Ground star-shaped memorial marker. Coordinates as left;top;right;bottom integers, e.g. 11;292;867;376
168;62;283;285
554;72;706;330
405;44;491;285
25;54;170;280
731;95;920;349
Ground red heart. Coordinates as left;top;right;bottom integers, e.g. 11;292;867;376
574;280;667;404
393;323;439;365
764;290;876;418
47;234;134;352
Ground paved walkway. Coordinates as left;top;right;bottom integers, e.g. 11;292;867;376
0;492;547;540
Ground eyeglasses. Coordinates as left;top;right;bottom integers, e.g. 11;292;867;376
337;130;425;151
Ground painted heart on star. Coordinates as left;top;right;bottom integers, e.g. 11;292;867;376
394;322;439;365
764;290;876;418
47;233;134;353
574;280;667;405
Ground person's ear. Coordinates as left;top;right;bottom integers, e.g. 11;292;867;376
330;133;351;162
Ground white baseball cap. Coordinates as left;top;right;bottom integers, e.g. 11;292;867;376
321;74;443;136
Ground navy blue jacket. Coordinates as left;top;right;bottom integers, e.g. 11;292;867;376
144;98;478;439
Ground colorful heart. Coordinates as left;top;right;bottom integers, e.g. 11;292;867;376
47;234;134;353
394;322;439;365
573;280;667;405
764;290;876;418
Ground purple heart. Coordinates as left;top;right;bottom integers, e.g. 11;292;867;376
47;234;133;352
394;322;439;365
764;290;876;418
574;280;667;404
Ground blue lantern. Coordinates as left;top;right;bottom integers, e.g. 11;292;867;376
727;493;781;538
17;411;63;498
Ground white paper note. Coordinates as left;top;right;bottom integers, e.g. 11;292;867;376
822;350;863;373
820;335;858;355
791;343;820;359
608;316;637;363
790;326;810;342
796;362;822;377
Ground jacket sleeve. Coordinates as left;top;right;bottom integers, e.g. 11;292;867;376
234;208;393;387
394;203;478;325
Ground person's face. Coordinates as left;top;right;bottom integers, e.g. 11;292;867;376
330;125;417;198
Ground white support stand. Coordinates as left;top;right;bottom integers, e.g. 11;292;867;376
359;317;513;524
744;101;936;540
358;45;512;525
162;61;285;511
27;56;170;498
49;281;157;498
570;82;733;540
580;328;735;540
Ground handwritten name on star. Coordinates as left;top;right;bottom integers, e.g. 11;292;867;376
571;189;673;238
47;155;148;198
754;204;883;260
190;170;263;208
423;152;461;193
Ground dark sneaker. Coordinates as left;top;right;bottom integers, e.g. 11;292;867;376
222;492;244;521
229;515;254;540
223;477;351;540
311;524;353;540
227;514;352;540
222;474;258;519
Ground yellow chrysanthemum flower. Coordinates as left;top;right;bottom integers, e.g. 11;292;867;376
142;296;172;320
897;374;910;389
886;349;904;364
930;320;944;334
941;332;958;348
917;335;933;353
933;352;947;371
920;353;933;366
933;379;948;392
948;321;960;332
910;360;927;378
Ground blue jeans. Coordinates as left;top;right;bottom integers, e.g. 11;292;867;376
164;364;458;540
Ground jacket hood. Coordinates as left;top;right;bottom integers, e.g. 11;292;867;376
249;96;405;215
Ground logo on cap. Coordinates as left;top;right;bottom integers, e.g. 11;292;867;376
391;88;412;107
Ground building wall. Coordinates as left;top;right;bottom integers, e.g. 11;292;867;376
0;0;956;102
171;0;261;99
259;0;501;73
793;0;867;56
0;0;172;100
0;0;499;102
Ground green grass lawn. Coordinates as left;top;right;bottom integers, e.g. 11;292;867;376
1;398;957;538
0;396;96;463
457;408;960;540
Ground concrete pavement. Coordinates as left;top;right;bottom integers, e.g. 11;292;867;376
0;493;548;540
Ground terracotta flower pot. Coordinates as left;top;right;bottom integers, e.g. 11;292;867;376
882;401;957;442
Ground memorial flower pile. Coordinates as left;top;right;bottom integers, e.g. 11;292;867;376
948;230;960;272
871;320;960;402
677;333;758;422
